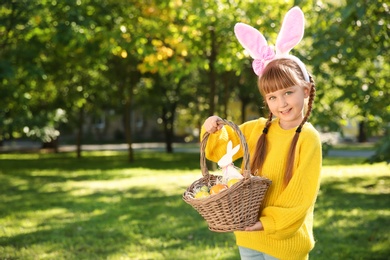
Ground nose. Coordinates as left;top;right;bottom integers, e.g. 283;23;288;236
279;97;287;107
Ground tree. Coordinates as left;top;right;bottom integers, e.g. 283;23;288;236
0;0;111;155
3;0;388;163
43;0;112;157
135;1;197;152
307;0;389;141
99;1;145;162
0;0;56;144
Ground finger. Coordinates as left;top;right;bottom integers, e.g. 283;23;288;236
244;226;255;231
244;222;262;231
216;120;224;130
212;124;219;132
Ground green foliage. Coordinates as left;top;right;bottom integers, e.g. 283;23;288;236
0;0;110;141
0;0;389;164
321;141;333;157
367;134;390;164
0;151;389;259
307;0;390;136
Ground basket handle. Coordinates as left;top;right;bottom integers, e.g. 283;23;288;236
200;119;252;181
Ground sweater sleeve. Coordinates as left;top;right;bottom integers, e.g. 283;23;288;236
200;124;244;163
260;129;322;240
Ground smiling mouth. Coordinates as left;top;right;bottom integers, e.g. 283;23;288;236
280;108;292;115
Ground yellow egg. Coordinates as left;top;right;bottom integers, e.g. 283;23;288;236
194;190;210;199
227;178;240;188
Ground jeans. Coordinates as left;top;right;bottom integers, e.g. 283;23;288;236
238;246;279;260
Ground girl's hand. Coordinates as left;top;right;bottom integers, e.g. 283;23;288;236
203;116;224;133
244;221;263;231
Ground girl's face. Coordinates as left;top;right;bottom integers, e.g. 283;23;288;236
265;84;309;130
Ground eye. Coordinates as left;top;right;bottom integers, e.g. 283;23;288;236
285;91;294;96
268;96;276;101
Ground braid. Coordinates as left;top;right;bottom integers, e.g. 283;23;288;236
251;112;273;175
300;75;316;128
283;75;316;186
265;112;273;129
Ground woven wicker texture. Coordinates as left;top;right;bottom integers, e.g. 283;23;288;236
183;119;271;232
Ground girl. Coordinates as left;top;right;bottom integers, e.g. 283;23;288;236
202;7;322;260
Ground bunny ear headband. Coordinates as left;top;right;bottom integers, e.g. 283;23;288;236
234;6;310;82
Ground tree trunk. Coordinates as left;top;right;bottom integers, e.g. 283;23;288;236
109;55;139;163
76;106;84;159
165;123;173;153
357;120;367;142
162;105;176;153
124;96;134;162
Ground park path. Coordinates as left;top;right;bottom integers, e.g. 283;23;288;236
0;141;375;158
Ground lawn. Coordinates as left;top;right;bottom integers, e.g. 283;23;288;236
0;151;389;259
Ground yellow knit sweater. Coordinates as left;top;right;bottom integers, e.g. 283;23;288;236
202;118;322;260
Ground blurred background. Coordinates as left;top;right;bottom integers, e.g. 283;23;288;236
1;0;389;160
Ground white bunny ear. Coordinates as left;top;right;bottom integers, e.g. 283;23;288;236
231;144;240;156
226;141;233;152
275;6;305;55
234;23;268;59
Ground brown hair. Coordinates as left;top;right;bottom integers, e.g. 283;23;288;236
251;58;316;186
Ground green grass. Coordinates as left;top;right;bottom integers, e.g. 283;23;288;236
0;151;389;259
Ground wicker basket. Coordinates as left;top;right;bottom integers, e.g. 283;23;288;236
182;119;271;232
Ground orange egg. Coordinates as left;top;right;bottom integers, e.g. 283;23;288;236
210;184;228;195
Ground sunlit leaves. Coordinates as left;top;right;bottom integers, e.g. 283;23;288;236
307;0;389;137
1;0;388;147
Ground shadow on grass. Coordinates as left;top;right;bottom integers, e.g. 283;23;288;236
311;175;390;259
318;176;390;210
0;151;237;258
1;152;388;259
0;183;236;259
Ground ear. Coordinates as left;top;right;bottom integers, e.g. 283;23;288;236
234;23;268;59
303;83;310;98
275;6;305;55
231;144;240;156
227;141;233;152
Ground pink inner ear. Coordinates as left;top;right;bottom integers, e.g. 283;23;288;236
275;7;305;55
234;23;268;59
